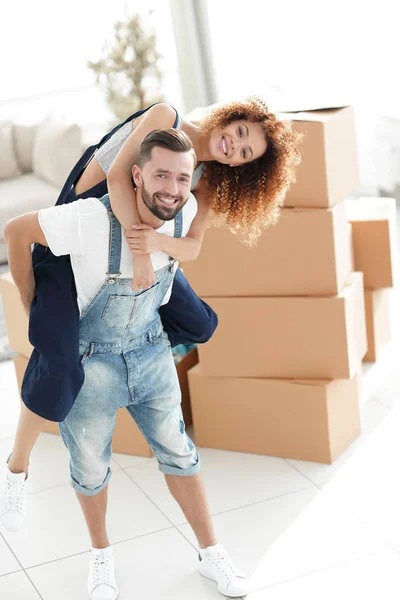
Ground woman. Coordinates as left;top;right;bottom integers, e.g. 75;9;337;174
2;97;300;529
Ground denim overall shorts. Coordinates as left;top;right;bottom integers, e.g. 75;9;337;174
58;195;200;496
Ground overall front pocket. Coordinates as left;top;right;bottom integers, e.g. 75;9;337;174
101;283;160;329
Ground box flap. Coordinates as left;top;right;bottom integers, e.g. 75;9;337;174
271;88;354;114
337;271;363;299
289;378;333;386
278;106;351;123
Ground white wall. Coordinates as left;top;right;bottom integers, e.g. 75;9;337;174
203;0;400;195
205;0;400;114
1;1;182;124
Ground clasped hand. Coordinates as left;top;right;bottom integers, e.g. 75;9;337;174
124;224;162;255
125;225;162;291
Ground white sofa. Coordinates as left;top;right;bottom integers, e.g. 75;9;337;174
0;115;100;264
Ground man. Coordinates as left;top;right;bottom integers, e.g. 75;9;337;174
3;129;248;599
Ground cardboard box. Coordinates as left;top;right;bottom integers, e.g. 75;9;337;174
186;103;359;209
188;365;361;464
13;348;198;456
0;272;33;358
182;201;352;297
363;289;391;362
346;197;398;289
348;223;355;271
280;106;359;208
198;272;367;380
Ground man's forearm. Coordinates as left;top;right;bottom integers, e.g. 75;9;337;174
5;231;35;315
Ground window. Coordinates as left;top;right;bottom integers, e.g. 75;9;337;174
205;0;399;115
1;1;182;122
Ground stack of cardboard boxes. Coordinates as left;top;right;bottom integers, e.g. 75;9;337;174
346;197;397;362
0;272;198;458
184;106;369;464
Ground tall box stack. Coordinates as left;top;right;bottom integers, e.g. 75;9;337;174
346;197;397;362
0;273;197;458
184;106;367;464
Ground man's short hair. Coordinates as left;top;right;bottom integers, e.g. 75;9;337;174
138;128;197;169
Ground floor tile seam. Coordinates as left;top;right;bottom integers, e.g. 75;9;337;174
122;467;189;528
172;484;317;526
22;569;44;599
21;525;175;571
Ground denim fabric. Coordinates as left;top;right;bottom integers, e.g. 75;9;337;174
58;195;199;496
22;104;218;422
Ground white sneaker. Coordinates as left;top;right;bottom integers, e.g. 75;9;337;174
0;467;28;531
87;546;119;600
198;543;249;597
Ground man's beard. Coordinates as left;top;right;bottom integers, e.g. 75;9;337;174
141;182;187;221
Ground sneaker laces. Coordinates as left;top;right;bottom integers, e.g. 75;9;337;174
210;548;237;581
91;551;116;590
5;479;26;512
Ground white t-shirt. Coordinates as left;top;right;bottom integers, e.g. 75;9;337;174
38;195;198;314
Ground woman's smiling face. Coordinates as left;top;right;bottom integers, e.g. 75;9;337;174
209;119;267;166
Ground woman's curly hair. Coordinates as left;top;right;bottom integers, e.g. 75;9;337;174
200;96;302;245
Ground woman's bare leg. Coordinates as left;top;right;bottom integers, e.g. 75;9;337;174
7;403;48;475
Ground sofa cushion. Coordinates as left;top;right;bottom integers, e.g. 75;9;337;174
32;114;82;189
0;173;58;231
14;123;38;173
0;122;22;180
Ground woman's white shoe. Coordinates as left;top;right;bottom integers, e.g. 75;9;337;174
0;467;27;531
87;546;119;600
198;543;249;597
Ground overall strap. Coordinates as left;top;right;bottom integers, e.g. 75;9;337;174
99;193;183;276
169;209;183;268
97;195;122;278
174;210;183;238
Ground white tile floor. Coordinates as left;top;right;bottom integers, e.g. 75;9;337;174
2;340;400;598
1;212;400;599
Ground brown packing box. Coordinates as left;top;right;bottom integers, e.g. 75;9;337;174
0;272;33;358
182;201;352;297
279;106;359;208
188;365;361;464
348;223;355;271
198;272;367;379
363;289;391;362
346;197;398;289
13;348;198;457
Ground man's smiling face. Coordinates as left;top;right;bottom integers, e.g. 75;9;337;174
133;146;194;221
